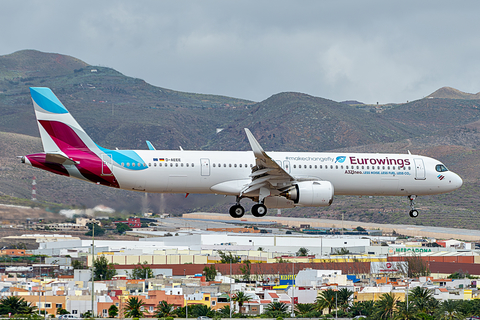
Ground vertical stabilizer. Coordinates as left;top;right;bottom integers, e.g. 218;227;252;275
30;87;98;154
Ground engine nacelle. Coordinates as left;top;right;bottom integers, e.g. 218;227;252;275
283;181;334;207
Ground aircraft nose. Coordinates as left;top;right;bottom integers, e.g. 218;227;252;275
450;173;463;190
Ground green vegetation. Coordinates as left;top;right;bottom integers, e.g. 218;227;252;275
93;255;117;280
130;261;154;279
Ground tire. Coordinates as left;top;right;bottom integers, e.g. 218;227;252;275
252;204;267;217
409;209;419;218
229;205;245;218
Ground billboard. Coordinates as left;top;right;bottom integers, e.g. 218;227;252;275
370;261;408;274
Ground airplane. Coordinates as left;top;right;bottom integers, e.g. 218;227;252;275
22;87;463;219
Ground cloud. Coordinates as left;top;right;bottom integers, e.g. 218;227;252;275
1;0;480;103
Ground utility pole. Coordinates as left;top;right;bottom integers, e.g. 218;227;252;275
91;218;95;317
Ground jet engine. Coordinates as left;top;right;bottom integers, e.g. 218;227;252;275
282;181;334;207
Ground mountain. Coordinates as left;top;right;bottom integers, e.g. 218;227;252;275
427;86;480;100
2;50;480;230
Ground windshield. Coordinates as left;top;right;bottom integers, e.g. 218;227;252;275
435;164;449;172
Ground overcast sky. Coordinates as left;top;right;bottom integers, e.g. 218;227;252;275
1;1;480;103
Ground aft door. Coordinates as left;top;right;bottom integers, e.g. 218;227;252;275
414;158;426;180
101;154;113;176
200;158;210;176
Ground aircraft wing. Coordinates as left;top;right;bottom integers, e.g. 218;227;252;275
241;129;294;196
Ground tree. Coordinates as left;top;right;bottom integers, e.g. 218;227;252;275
0;296;37;315
337;288;354;312
393;301;418;320
217;305;231;318
72;259;85;269
239;260;251;281
349;301;375;318
374;292;398;320
85;223;105;236
93;255;117;281
264;301;289;318
405;254;430;277
294;303;316;317
316;289;337;314
124;297;145;318
130;261;153;279
232;292;251;314
116;222;132;234
57;307;69;315
108;305;118;318
408;286;438;315
296;247;309;256
435;300;464;320
203;265;216;281
155;301;174;318
190;304;214;318
218;250;241;263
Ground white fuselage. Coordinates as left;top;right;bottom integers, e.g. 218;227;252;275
111;150;462;197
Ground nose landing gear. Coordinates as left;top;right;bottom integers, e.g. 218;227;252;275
408;195;419;218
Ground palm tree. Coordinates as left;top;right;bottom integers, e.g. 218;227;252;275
232;291;251;314
374;292;399;320
124;297;145;318
436;300;464;320
264;301;289;317
155;300;175;318
191;304;214;318
408;286;438;315
394;301;418;320
217;305;231;318
337;288;354;311
349;300;375;318
316;288;337;314
294;303;316;316
0;296;37;315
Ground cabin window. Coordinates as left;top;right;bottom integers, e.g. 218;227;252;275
309;165;312;169
330;165;333;169
387;166;390;170
148;163;151;167
229;164;232;167
192;163;195;167
335;165;338;169
341;165;344;169
361;166;364;170
186;163;189;167
293;165;296;169
245;164;248;168
181;163;184;167
213;164;216;167
121;162;125;167
392;166;395;170
175;163;178;167
320;165;323;169
224;164;227;167
382;166;385;170
314;165;317;169
234;164;237;168
408;166;411;170
159;163;163;167
239;164;242;168
346;165;348;169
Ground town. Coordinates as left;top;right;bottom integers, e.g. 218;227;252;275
1;211;480;319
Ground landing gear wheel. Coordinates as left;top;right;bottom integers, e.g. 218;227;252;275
252;204;267;217
407;195;418;218
409;209;419;218
229;204;245;218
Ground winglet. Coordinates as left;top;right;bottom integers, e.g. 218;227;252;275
146;140;156;150
244;128;265;158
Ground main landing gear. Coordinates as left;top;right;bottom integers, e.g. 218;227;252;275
228;197;268;218
408;195;419;218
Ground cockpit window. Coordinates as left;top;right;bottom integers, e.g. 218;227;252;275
436;164;448;172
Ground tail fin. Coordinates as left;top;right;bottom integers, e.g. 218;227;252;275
30;87;98;154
